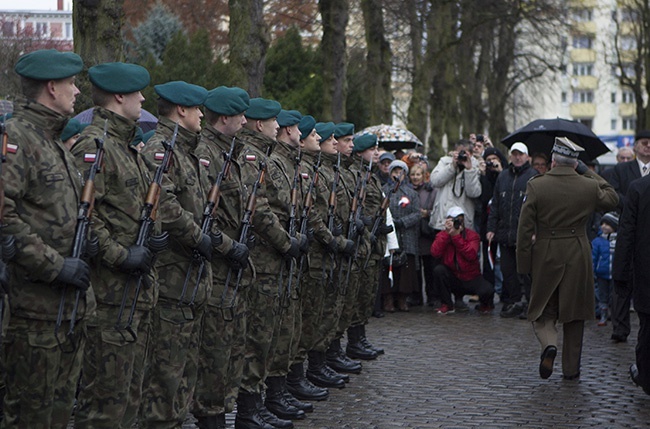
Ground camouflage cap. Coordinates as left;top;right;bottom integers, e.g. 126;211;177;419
15;49;83;80
334;122;355;138
60;118;88;141
315;122;336;143
353;133;378;152
155;81;208;107
245;98;281;120
89;62;150;93
298;115;316;140
204;86;249;116
277;109;302;127
552;136;584;159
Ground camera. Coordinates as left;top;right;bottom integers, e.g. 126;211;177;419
452;216;463;230
486;160;496;168
418;155;428;161
476;134;485;143
457;149;468;165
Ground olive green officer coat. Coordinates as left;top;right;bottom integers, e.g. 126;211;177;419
516;167;618;323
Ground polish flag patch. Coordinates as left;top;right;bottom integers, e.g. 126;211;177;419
154;152;165;161
301;173;309;180
84;153;96;163
200;158;210;167
6;143;18;154
398;196;411;208
245;154;256;162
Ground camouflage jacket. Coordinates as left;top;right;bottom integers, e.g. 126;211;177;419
3;98;96;321
350;156;382;261
71;107;159;310
237;128;291;275
140;117;219;303
196;124;251;301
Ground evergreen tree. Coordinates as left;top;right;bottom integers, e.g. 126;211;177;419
127;1;184;64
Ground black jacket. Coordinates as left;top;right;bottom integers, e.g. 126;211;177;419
487;161;538;246
608;160;642;212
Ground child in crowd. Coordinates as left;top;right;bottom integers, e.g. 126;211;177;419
592;212;619;326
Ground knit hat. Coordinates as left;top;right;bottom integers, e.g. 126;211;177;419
601;212;619;230
388;159;409;175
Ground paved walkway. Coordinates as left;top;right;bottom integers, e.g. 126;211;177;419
209;304;648;429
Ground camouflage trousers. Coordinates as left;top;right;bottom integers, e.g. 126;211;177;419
139;298;204;428
193;286;248;417
335;264;362;339
267;275;301;377
239;273;281;394
293;269;326;364
313;264;344;353
352;259;380;327
75;304;151;429
1;316;85;429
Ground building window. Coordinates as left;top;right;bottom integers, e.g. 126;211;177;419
35;22;48;36
620;36;637;51
561;92;567;103
572;90;594;103
573;63;593;76
2;21;15;37
622;117;636;130
572;35;593;49
611;119;617;130
572;8;593;22
611;92;616;103
65;22;72;39
622;90;634;103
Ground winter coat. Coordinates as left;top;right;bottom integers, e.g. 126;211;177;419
412;182;437;255
592;233;616;280
384;180;420;256
516;167;618;323
487;161;538;247
430;228;482;282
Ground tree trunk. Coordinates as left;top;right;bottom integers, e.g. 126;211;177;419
360;0;392;125
229;0;269;97
319;0;349;121
73;0;125;110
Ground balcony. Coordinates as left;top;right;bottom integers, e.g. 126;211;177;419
573;22;597;34
570;103;596;117
572;75;598;89
570;49;597;62
619;103;636;117
569;0;598;6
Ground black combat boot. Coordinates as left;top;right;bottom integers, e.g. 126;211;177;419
306;351;346;388
286;362;329;401
235;391;275;429
264;376;306;421
195;413;226;429
282;389;314;413
359;324;384;355
346;325;378;360
253;391;294;429
326;338;362;374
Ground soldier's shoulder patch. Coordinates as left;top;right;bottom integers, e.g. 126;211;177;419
154;152;165;161
84;153;96;163
301;172;309;180
199;158;210;167
245;154;256;162
6;143;18;154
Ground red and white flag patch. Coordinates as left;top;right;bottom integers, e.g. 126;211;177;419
6;143;18;154
154;152;165;161
84;153;96;163
398;196;411;208
245;154;256;162
200;158;210;167
301;173;309;180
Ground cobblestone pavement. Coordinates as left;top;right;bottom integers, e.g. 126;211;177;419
193;303;649;429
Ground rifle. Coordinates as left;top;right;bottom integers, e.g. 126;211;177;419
219;143;274;321
55;119;107;353
338;155;373;295
294;151;321;294
178;135;235;321
114;123;178;341
278;147;303;310
321;152;341;290
362;170;402;270
0;115;16;343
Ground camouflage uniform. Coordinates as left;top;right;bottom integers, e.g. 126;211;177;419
1;98;96;428
71;107;158;428
237;127;293;395
192;124;250;418
139;117;221;428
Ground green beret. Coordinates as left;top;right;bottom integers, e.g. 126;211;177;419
204;86;249;116
142;130;155;143
334;122;355;138
298;115;316;140
89;62;150;94
315;122;335;143
277;110;302;127
155;81;208;107
353;133;378;152
60;118;88;141
131;126;144;146
15;49;83;80
245;98;281;120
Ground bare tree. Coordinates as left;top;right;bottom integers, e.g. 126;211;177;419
319;0;349;121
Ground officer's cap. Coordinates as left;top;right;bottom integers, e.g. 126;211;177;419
60;118;88;141
334;122;355;138
552;136;584;159
15;49;83;80
298;115;316;140
635;130;650;141
245;98;281;120
277;110;302;128
353;133;378;153
315;122;336;143
89;62;150;94
204;86;249;116
155;81;208;107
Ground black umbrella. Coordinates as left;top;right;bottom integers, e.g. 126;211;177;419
501;118;609;161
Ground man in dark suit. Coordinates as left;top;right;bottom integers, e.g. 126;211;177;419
608;131;650;342
613;174;650;396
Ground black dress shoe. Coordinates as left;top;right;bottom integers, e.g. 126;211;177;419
563;372;580;381
539;345;557;379
611;333;628;343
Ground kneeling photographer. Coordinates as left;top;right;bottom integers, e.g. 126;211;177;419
430;206;494;314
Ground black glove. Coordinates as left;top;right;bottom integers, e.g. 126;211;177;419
378;223;394;235
119;245;154;274
84;232;99;258
226;241;249;270
393;219;405;229
1;235;16;261
339;238;355;256
354;218;365;236
0;260;9;294
195;233;213;260
297;233;309;254
331;223;343;237
575;160;589;175
148;232;170;253
56;257;90;291
285;237;301;259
